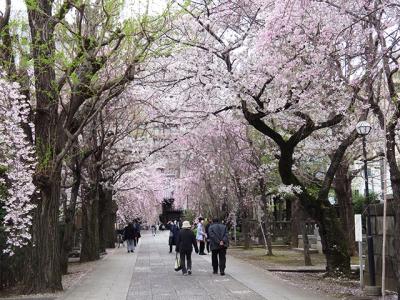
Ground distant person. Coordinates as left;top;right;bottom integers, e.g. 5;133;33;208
124;222;136;253
205;218;213;253
133;220;141;246
169;220;179;253
151;224;157;236
209;218;229;275
176;221;199;275
196;217;206;255
116;228;125;248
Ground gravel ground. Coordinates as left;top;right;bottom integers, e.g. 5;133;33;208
273;271;397;299
229;247;398;300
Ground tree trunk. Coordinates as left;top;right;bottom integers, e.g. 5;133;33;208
99;187;116;252
301;220;312;266
60;162;81;274
333;161;357;256
279;148;350;275
25;1;63;292
242;217;251;249
393;203;400;299
24;177;63;292
259;178;273;255
385;122;400;296
317;206;350;275
80;178;100;262
290;198;301;248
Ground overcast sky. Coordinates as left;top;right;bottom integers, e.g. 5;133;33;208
0;0;167;17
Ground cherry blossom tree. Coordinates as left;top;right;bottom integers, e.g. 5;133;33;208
0;78;35;255
159;0;375;274
321;0;400;291
0;0;172;292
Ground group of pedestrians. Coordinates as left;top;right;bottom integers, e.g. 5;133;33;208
174;217;229;276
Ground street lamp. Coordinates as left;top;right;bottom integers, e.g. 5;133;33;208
356;121;376;287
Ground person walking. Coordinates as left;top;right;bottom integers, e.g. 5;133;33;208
168;220;179;253
209;218;229;275
124;222;136;253
196;217;206;255
116;228;125;248
151;224;157;236
176;221;199;275
133;220;141;246
205;219;212;253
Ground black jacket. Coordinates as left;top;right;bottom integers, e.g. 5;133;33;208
205;223;211;236
124;224;137;240
176;229;199;253
209;223;229;251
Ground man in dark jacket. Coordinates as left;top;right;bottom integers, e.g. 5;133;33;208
168;220;179;253
133;220;141;246
176;221;199;275
205;219;212;253
124;222;137;253
208;218;229;275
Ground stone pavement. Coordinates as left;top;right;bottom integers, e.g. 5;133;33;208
60;242;139;300
59;231;337;300
126;231;336;300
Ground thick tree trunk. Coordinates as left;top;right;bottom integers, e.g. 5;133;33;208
290;198;301;248
60;162;81;274
80;179;100;262
333;161;356;256
25;1;63;292
279;148;350;275
99;187;116;252
25;177;63;292
317;206;350;275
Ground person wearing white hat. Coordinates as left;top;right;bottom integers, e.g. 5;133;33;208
176;220;199;275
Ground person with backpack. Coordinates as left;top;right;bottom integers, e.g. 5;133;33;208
208;218;229;275
176;221;199;275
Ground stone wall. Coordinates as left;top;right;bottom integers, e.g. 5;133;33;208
365;203;397;291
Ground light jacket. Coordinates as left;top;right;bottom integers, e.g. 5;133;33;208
196;223;205;241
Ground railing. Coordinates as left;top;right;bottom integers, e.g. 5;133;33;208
268;221;317;237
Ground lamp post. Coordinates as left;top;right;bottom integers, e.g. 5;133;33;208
356;121;376;287
221;186;228;220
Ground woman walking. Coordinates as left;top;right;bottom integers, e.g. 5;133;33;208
196;217;206;255
176;221;199;275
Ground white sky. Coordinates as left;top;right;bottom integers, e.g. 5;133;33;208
0;0;167;17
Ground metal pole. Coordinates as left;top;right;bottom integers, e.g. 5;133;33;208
359;241;364;289
363;136;376;286
382;155;388;297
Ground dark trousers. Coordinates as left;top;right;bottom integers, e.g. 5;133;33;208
206;240;210;253
169;244;174;252
212;248;226;273
199;241;205;254
180;250;192;273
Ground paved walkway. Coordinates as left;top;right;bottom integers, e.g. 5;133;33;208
60;231;336;300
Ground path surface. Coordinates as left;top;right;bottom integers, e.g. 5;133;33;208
60;231;337;300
